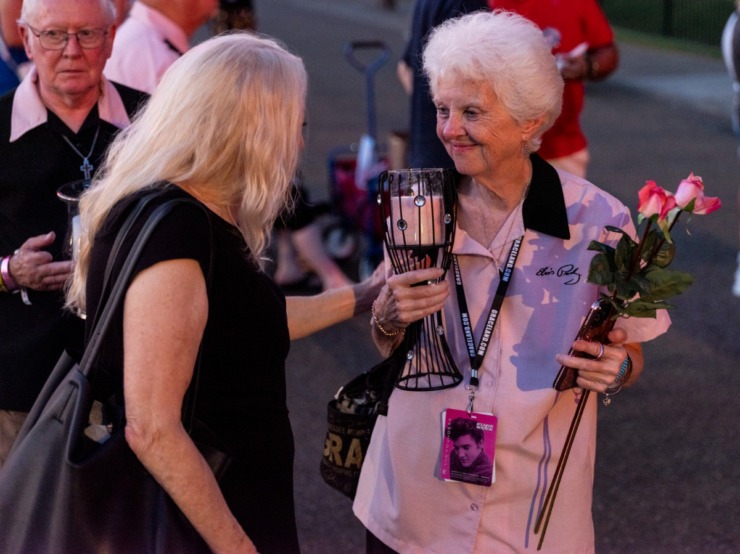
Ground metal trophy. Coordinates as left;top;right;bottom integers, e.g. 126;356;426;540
377;168;461;390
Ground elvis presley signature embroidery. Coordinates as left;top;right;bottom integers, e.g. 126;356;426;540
535;265;581;285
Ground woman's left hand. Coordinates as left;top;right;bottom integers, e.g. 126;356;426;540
555;328;632;393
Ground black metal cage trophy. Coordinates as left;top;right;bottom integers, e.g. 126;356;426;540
377;168;461;390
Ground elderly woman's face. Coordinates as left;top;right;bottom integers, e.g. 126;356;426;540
434;76;524;181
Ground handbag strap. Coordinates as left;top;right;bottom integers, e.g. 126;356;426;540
87;187;169;332
80;195;214;385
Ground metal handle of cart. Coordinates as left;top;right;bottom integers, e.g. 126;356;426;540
343;40;392;141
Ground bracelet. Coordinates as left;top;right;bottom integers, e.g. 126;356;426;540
371;302;404;337
602;354;633;406
1;255;18;291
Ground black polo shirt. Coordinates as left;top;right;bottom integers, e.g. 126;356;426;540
0;82;148;411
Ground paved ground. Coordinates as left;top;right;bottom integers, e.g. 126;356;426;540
252;1;740;552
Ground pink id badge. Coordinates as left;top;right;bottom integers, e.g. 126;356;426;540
440;408;497;487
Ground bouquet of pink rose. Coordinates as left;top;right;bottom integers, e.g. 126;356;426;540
536;173;721;550
553;173;722;393
587;172;721;318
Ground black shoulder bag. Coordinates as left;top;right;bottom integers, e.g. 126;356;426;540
0;193;228;553
319;333;411;499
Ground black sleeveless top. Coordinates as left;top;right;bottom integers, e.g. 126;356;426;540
85;185;299;553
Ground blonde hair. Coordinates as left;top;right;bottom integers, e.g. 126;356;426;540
423;10;563;152
67;32;307;312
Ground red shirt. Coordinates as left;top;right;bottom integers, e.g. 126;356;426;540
489;0;614;158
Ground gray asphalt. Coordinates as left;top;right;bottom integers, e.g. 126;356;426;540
252;1;740;552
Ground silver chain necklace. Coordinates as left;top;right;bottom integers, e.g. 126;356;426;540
61;126;100;187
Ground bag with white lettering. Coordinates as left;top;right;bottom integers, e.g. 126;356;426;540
319;340;408;499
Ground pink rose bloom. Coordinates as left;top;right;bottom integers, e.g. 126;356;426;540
673;173;721;214
638;180;676;221
673;173;704;209
692;194;722;215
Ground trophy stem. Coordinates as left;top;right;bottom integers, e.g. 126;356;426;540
395;311;461;390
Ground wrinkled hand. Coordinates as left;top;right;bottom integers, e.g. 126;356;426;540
555;328;629;393
10;232;72;291
373;267;450;333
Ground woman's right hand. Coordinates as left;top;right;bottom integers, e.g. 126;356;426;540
372;267;450;334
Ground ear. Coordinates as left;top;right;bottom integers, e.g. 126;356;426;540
18;25;34;61
103;24;117;59
520;115;546;142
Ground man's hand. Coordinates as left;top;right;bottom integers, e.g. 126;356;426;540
10;232;73;291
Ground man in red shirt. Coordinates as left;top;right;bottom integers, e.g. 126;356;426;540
489;0;618;177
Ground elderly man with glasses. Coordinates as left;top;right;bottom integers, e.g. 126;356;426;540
0;0;147;465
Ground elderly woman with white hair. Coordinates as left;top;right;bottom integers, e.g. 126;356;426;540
355;10;670;553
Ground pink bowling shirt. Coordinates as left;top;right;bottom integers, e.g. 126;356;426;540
354;156;670;553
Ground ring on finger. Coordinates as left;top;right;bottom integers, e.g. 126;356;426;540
595;343;605;360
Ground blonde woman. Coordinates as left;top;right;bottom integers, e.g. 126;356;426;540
68;33;307;553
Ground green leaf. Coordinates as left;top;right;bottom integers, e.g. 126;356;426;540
639;267;694;302
622;299;674;318
651;240;676;268
639;229;660;263
587;253;615;286
613;276;643;301
614;233;637;273
587;240;614;257
604;225;627;236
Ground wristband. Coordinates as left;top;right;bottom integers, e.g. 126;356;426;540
1;255;17;291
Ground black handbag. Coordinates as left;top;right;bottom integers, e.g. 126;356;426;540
319;336;409;499
0;193;228;553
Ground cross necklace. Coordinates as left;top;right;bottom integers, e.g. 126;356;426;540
61;126;100;188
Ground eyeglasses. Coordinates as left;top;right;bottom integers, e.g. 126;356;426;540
25;25;109;50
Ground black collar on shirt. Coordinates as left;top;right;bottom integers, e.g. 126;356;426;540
164;39;184;56
522;153;571;240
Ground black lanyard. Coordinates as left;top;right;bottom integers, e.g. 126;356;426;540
452;236;523;398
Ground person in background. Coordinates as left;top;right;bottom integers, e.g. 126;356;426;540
112;0;132;25
0;0;147;467
215;0;256;33
0;0;128;96
273;177;356;290
396;0;488;169
0;0;29;94
721;0;740;297
353;11;669;553
488;0;618;178
104;0;218;94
